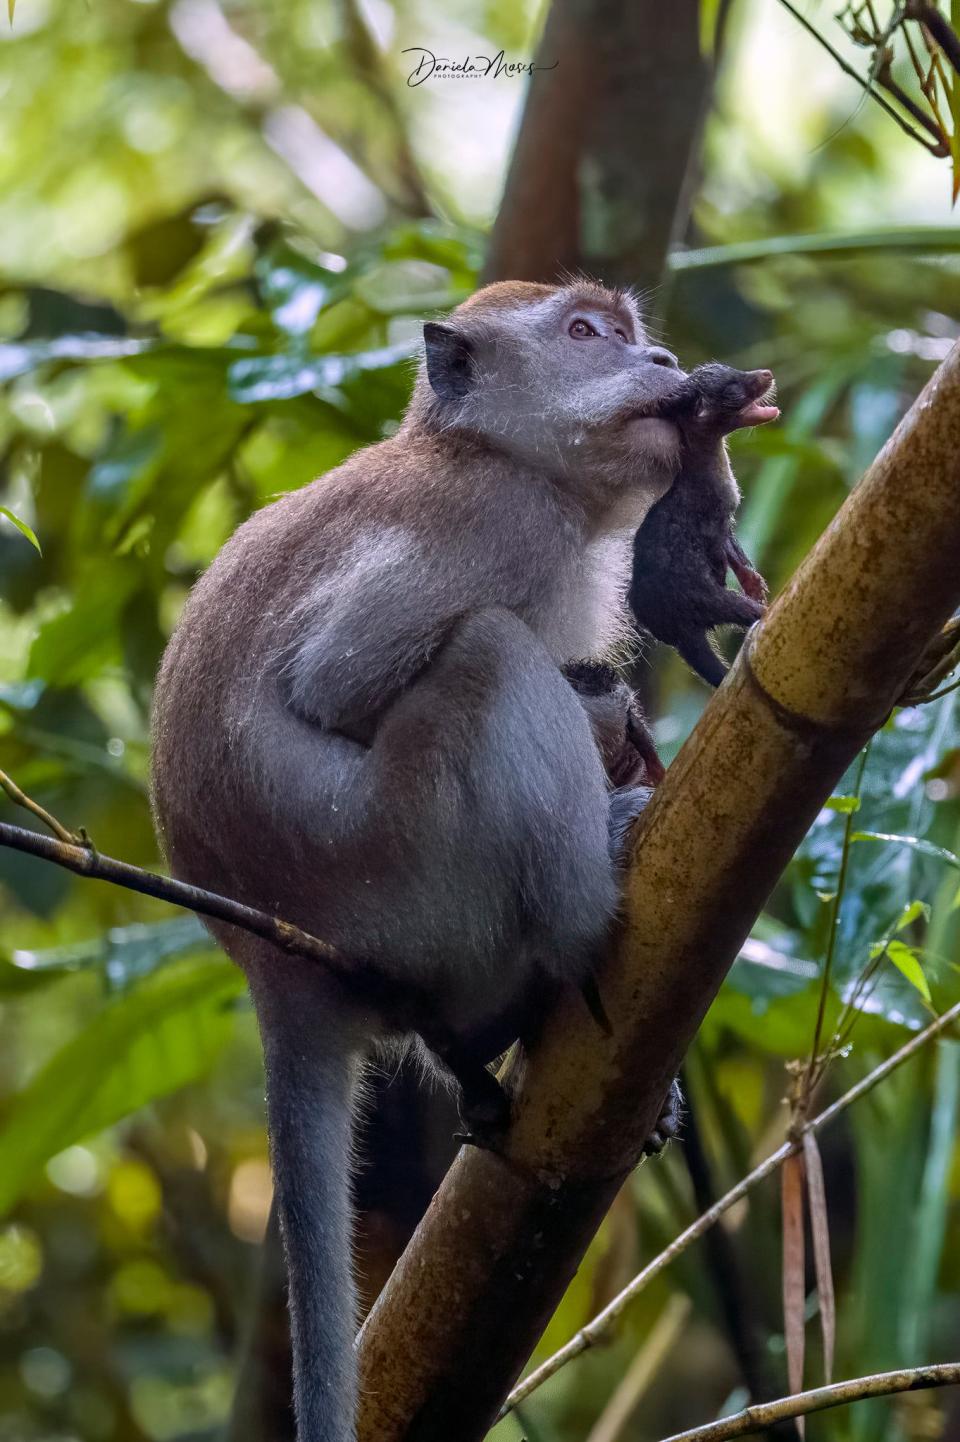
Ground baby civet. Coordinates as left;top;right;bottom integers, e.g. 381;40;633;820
630;362;778;685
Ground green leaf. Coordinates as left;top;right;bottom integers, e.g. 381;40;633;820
825;795;861;814
669;227;960;273
0;917;210;997
227;340;416;404
0;956;244;1217
0;506;40;553
699;0;722;55
851;832;960;868
27;567;137;686
255;244;346;336
949;1;960;203
0;956;64;995
893;900;931;933
0;335;152;383
883;941;932;1004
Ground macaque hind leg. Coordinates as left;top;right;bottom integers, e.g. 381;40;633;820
367;606;618;984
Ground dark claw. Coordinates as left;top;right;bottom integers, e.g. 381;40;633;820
424;1028;512;1151
642;1078;683;1157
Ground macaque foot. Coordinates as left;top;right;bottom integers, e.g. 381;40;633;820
642;1078;683;1157
447;1054;512;1152
453;1125;504;1154
899;617;960;706
608;785;652;863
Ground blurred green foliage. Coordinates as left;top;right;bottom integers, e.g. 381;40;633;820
1;1;960;1441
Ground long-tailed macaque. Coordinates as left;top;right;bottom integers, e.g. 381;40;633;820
630;363;779;686
151;280;687;1442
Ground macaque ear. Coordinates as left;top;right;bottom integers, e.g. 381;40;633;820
423;322;475;402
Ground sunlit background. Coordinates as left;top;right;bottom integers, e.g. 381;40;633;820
1;2;960;1440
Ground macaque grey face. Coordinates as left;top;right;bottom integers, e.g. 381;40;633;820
420;284;689;507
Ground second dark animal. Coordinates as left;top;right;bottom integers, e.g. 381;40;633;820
629;363;779;687
564;660;665;790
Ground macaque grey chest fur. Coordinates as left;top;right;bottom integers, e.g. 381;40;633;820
150;280;688;1442
629;362;776;687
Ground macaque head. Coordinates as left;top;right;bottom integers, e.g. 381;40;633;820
410;279;691;524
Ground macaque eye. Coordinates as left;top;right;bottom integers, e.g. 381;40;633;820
568;318;599;339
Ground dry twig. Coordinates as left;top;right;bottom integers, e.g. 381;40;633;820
0;767;354;980
501;995;960;1415
659;1363;960;1442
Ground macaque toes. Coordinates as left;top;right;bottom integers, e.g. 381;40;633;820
630;362;779;686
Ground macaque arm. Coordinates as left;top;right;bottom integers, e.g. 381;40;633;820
244;610;623;1442
281;538;459;737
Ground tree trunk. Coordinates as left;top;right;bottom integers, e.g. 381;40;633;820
484;0;723;291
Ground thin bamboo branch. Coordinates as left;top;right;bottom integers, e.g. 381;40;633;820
585;1295;692;1442
0;820;353;979
659;1363;960;1442
876;57;950;148
0;766;82;845
500;995;960;1416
